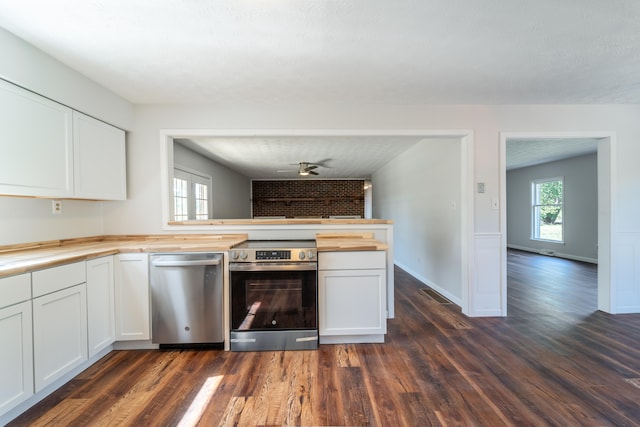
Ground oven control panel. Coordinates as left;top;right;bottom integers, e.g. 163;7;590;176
230;248;317;262
256;250;290;260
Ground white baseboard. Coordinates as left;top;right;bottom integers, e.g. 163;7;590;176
394;261;463;307
320;334;385;344
507;244;597;264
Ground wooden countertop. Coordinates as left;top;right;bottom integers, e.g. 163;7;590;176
315;233;388;251
169;218;393;226
0;232;388;278
0;234;248;277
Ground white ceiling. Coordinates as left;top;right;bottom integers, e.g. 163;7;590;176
0;1;625;175
175;136;426;179
0;0;639;105
506;138;599;171
176;135;599;178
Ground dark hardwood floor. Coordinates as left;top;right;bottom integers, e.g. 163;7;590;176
9;250;640;426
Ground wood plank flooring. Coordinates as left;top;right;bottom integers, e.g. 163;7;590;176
9;249;640;426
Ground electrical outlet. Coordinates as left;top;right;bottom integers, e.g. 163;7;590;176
52;200;63;215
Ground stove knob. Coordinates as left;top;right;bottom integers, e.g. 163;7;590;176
307;251;315;259
230;251;239;260
298;251;306;260
240;251;248;260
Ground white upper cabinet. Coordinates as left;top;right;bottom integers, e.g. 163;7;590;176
0;79;74;198
73;111;126;200
0;79;126;200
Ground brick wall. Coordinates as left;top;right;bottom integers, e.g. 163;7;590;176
252;180;365;218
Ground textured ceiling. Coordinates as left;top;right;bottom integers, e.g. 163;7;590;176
0;0;639;105
0;1;621;175
175;136;425;179
176;135;598;178
506;138;599;170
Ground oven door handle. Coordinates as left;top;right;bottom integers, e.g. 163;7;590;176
229;262;317;272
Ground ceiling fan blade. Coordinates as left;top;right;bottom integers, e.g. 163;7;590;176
308;170;319;175
306;165;318;170
310;158;332;168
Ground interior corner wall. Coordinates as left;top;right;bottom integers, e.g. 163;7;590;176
0;27;135;246
372;138;463;303
173;144;251;218
0;198;104;246
0;27;133;129
506;153;598;262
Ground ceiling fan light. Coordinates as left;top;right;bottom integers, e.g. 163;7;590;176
299;170;310;176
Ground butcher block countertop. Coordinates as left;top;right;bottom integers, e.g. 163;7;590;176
0;234;248;278
315;233;388;251
0;232;388;278
170;218;393;226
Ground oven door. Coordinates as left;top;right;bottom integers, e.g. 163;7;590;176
229;262;317;332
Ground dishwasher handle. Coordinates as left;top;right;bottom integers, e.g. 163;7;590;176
151;259;221;267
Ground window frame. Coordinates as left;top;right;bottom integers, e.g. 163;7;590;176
531;176;564;243
172;167;213;221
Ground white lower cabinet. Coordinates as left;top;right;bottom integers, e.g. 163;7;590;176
33;283;88;392
114;253;150;340
86;256;116;357
0;301;34;416
318;251;387;343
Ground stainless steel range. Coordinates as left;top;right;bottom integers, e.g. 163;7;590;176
229;240;318;351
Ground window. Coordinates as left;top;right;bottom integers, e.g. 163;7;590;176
531;177;563;242
173;168;212;221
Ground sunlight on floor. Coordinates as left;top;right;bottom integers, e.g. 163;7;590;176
177;375;224;427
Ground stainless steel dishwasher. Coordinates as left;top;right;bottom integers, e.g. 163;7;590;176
150;253;223;346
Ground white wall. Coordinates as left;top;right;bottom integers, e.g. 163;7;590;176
0;198;104;246
173;143;251;218
103;104;640;236
373;139;462;303
507;154;598;262
2;27;640;313
101;103;640;314
0;28;134;246
0;27;133;129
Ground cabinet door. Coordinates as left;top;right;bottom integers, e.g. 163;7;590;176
0;301;33;416
86;256;115;357
114;253;150;340
33;284;88;392
318;269;387;336
0;79;74;198
73;111;126;200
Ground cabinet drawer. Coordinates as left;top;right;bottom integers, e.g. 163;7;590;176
0;273;31;308
318;251;386;270
32;262;86;298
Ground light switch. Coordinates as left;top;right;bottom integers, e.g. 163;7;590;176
491;198;499;210
477;182;485;193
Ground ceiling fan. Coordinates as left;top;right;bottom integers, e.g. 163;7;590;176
277;160;330;176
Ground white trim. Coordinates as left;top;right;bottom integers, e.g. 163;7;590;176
159;128;475;316
500;131;616;314
470;232;503;317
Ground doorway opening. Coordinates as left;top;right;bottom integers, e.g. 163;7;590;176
500;133;613;316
